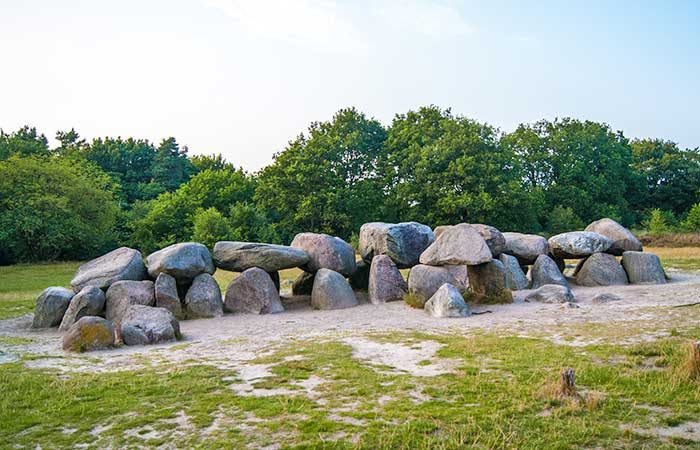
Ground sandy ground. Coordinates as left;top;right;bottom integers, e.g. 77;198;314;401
1;269;699;375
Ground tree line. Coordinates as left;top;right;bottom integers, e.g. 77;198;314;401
1;106;699;264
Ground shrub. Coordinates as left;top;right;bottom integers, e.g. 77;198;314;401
192;208;233;250
646;208;672;235
681;203;700;232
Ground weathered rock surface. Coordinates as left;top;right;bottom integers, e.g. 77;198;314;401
591;293;622;304
62;317;115;352
348;260;370;291
359;222;434;268
548;231;612;259
212;241;309;272
585;218;642;255
224;268;283;314
621;251;666;284
70;247;146;292
154;273;183;319
121;305;181;346
576;253;628;287
292;272;315;295
530;255;568;289
59;286;106;331
502;232;549;265
407;264;468;302
424;284;470;318
105;280;155;333
184;273;224;318
469;224;506;257
146;242;215;280
32;287;74;329
498;253;529;290
525;284;575;303
368;255;407;304
311;269;358;310
291;233;357;276
467;259;513;303
419;224;492;266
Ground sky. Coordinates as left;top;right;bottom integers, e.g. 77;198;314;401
1;0;698;171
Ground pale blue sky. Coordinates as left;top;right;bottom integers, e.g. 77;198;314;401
1;0;698;170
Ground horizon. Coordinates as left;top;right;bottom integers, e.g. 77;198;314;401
1;0;699;171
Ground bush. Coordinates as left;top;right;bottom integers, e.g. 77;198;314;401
681;203;700;232
546;205;585;235
192;208;233;250
646;209;673;235
0;156;118;262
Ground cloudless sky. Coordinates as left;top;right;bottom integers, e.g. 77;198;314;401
1;0;698;170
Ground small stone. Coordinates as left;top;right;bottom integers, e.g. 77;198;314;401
591;293;622;304
62;317;115;352
32;287;74;329
120;305;181;346
424;283;470;318
525;285;575;303
311;269;358;310
368;255;407;304
59;286;106;331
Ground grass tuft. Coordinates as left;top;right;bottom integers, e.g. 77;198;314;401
675;341;700;382
403;292;426;309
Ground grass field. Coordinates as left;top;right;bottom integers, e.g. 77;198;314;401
1;249;700;448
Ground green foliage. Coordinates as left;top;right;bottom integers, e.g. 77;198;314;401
191;207;233;250
0;126;49;159
646;209;672;235
547;205;585;236
228;202;279;243
0;156;118;263
680;203;700;232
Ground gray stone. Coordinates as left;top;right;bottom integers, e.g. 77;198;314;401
467;259;513;303
548;231;612;259
498;253;529;290
621;251;666;284
154;273;183;319
591;293;622;304
32;287;73;329
62;317;115;352
121;305;181;346
224;268;283;314
424;283;470;318
502;232;550;265
407;264;468;302
311;269;358;310
368;255;407;304
146;242;215;281
290;233;356;276
348;260;370;291
185;273;223;318
469;224;506;257
585;218;642;256
525;284;575;303
212;241;309;272
59;286;106;331
359;222;434;268
105;280;155;334
530;255;568;289
419;224;492;266
70;247;146;292
292;272;315;295
576;253;628;287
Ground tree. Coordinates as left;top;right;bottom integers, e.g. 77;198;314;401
255;108;388;242
228;202;279;243
153;137;195;192
190;153;236;173
0;126;50;159
681;203;700;232
192;207;233;249
0;156;118;262
646;208;671;235
547;205;584;236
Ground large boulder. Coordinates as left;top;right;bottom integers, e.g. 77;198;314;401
184;273;224;318
407;264;468;302
121;305;181;346
62;317;115;352
292;271;315;295
530;255;568;289
32;287;74;329
59;286;106;331
212;241;309;272
368;255;407;304
585;218;642;256
146;242;215;281
70;247;146;292
424;284;470;318
548;231;612;259
419;224;492;266
105;280;155;333
224;268;283;314
348;259;370;291
467;259;513;304
154;273;183;319
311;269;358;310
621;251;666;284
435;224;505;257
576;253;628;287
498;253;529;290
359;222;434;269
290;233;356;276
525;285;575;303
502;232;549;265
